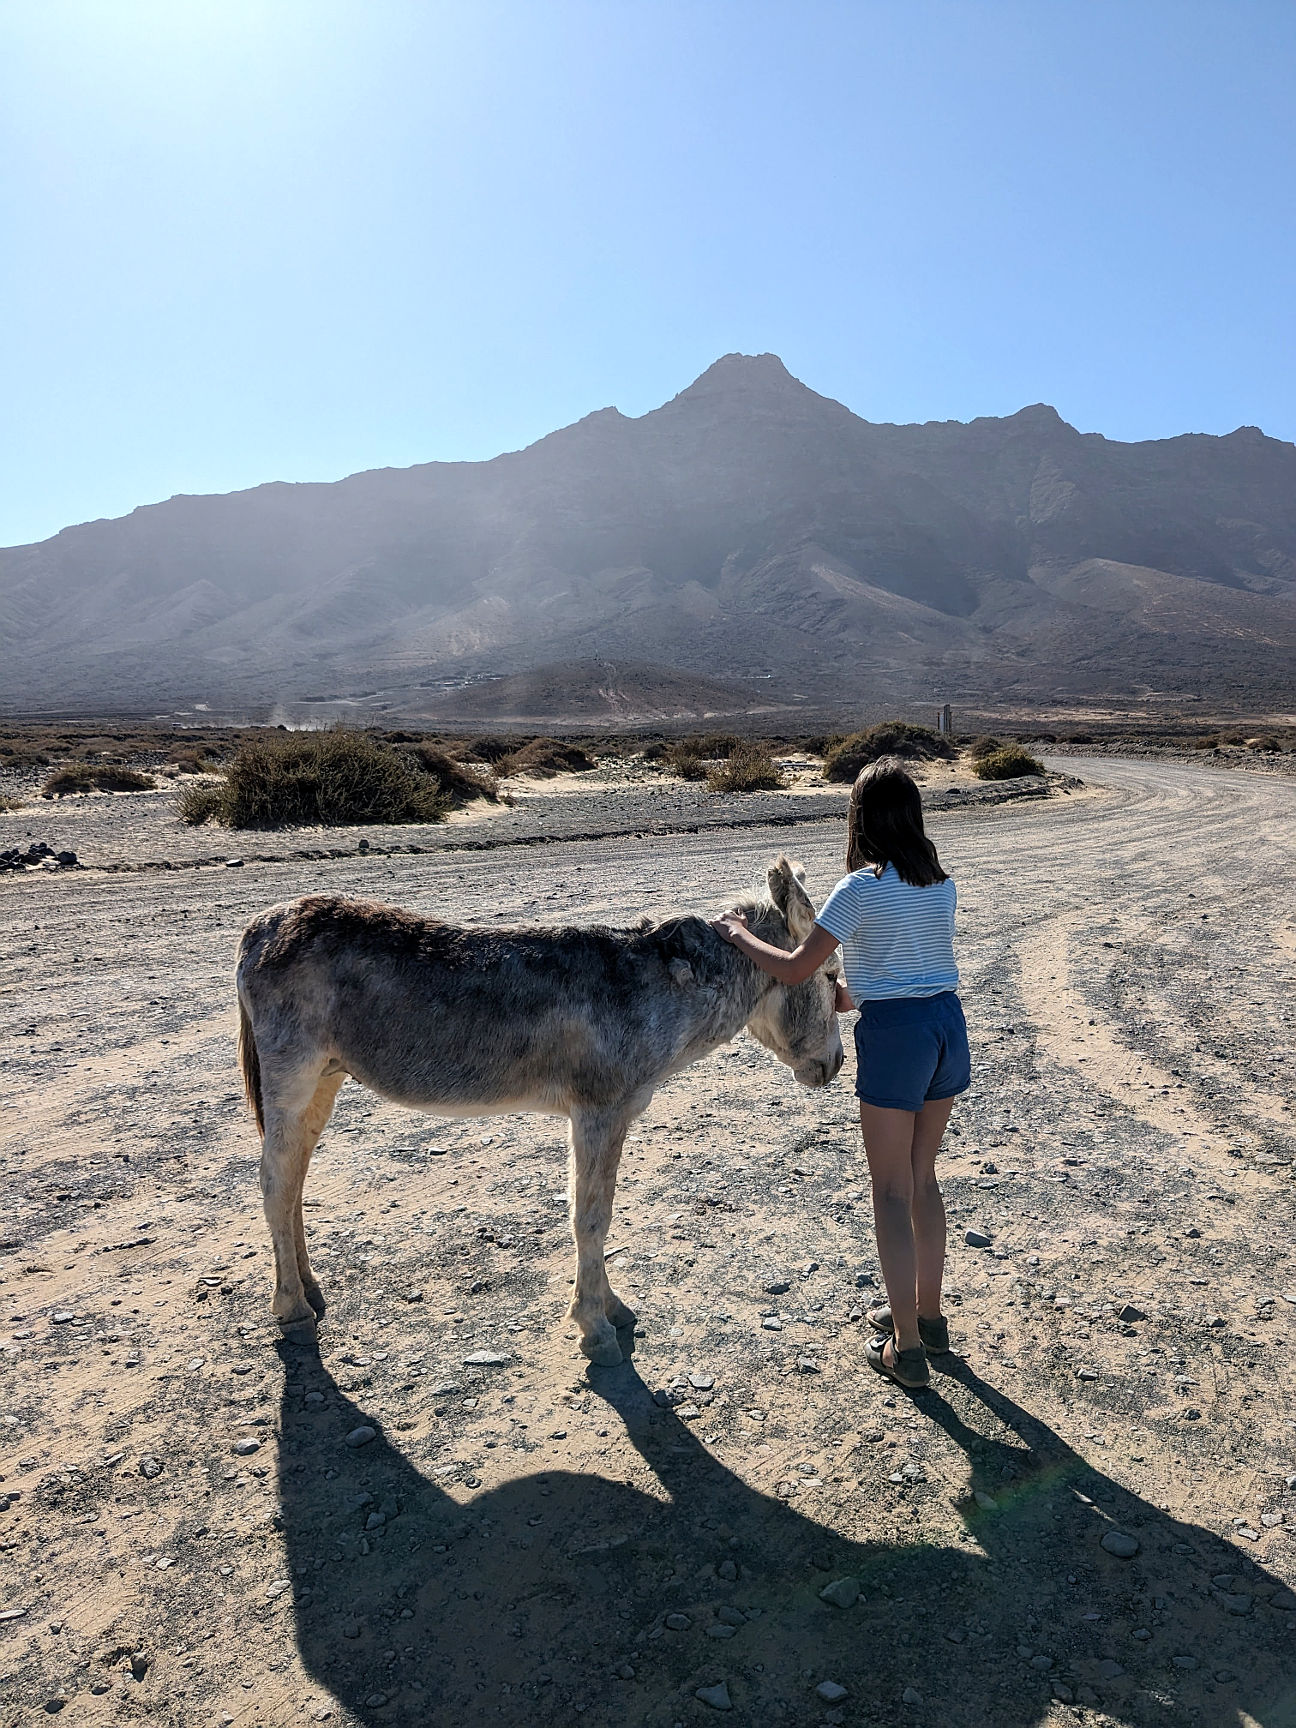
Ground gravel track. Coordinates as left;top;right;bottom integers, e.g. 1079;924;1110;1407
0;756;1293;1728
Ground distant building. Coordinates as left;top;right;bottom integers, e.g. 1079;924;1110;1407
935;703;953;736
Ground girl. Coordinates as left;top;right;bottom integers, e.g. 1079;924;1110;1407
710;759;970;1390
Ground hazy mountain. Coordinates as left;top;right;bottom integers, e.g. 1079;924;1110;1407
3;352;1295;718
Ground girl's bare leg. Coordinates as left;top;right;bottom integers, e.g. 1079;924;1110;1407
911;1095;955;1320
859;1103;921;1354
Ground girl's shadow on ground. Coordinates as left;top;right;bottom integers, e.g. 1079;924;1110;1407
274;1340;1295;1727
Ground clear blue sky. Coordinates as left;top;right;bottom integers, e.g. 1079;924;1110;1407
3;0;1294;548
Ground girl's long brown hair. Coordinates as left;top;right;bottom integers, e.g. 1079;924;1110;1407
846;760;949;886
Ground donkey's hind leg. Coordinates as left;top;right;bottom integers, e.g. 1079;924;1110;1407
291;1070;345;1316
567;1106;632;1367
260;1065;338;1326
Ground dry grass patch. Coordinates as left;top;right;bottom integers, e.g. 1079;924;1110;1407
495;738;595;778
40;763;157;797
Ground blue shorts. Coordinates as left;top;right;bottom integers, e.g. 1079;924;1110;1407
853;991;971;1112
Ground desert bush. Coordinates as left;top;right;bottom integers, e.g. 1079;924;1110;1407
177;782;227;824
966;735;1004;760
403;743;499;805
167;747;219;774
663;741;708;779
179;728;445;828
706;743;785;793
971;745;1045;780
0;795;25;812
801;733;847;758
823;722;955;783
1066;732;1094;745
495;738;594;778
462;734;533;765
41;763;156;797
1244;735;1282;752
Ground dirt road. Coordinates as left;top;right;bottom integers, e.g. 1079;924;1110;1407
1;757;1293;1728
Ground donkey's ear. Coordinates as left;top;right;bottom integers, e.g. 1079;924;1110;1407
767;855;816;942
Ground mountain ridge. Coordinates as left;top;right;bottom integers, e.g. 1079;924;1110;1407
3;353;1294;717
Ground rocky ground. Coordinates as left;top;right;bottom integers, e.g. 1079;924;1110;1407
0;757;1293;1728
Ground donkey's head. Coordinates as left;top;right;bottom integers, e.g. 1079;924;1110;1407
743;856;845;1088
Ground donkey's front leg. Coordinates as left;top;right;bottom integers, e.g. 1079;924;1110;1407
567;1106;631;1366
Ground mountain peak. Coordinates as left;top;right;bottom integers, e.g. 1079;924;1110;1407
673;352;805;401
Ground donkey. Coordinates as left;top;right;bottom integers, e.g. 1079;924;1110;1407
235;856;844;1366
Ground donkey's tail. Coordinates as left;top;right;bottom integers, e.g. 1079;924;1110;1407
237;997;265;1139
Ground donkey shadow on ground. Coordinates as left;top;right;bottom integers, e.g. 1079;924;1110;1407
273;1339;1295;1728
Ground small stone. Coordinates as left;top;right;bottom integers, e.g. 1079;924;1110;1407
1131;1627;1151;1640
763;1279;791;1295
1078;1368;1099;1380
816;1681;848;1703
1100;1529;1140;1558
716;1605;745;1627
705;1623;736;1639
688;1372;715;1390
138;1455;163;1478
796;1357;820;1374
341;1620;361;1638
1261;1512;1284;1527
902;1686;923;1705
695;1682;731;1710
1215;1591;1253;1615
1029;1653;1054;1670
1119;1303;1146;1322
344;1426;377;1449
1285;1474;1296;1491
362;1693;387;1709
1096;1659;1124;1681
973;1490;998;1511
266;1580;291;1598
761;1317;783;1331
130;1651;151;1680
56;851;77;867
664;1613;691;1631
717;1559;738;1581
224;857;244;868
304;1391;326;1408
964;1230;993;1249
461;1351;508;1366
1051;1682;1074;1703
1215;1668;1238;1683
232;1437;260;1456
819;1577;861;1609
365;1512;386;1530
51;1311;74;1324
1172;1655;1198;1670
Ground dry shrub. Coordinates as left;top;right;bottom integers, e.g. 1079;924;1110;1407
462;735;533;766
0;795;25;813
972;745;1045;780
404;743;499;805
167;746;220;774
41;763;156;797
823;722;955;783
177;783;226;825
495;738;594;778
966;735;1004;760
179;728;445;828
706;743;785;793
664;742;708;780
802;733;847;758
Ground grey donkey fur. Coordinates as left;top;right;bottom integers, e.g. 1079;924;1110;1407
235;855;844;1366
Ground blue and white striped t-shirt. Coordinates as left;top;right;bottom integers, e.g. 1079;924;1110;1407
814;864;958;1002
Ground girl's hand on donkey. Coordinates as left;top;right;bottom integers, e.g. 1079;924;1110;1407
709;908;750;941
833;980;856;1014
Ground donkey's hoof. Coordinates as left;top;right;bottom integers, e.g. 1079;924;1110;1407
272;1293;317;1326
580;1333;624;1368
303;1282;327;1318
280;1316;318;1344
605;1295;637;1330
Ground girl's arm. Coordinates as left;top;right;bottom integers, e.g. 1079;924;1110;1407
709;909;840;986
